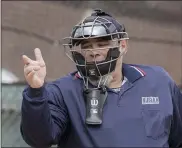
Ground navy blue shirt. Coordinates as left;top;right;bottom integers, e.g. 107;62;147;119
20;63;182;147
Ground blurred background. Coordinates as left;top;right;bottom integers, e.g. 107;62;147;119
1;1;182;147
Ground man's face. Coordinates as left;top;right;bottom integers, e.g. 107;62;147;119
71;37;127;87
76;37;120;63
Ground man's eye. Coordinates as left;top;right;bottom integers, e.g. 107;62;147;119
98;43;109;47
82;45;92;49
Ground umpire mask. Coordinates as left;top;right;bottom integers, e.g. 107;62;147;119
63;9;129;89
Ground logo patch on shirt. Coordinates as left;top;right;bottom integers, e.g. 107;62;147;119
142;97;159;104
112;88;121;92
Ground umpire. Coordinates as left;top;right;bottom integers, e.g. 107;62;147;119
20;9;182;147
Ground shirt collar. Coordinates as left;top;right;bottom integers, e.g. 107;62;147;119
122;63;146;83
72;63;146;83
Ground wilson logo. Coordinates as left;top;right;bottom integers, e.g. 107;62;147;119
91;100;98;106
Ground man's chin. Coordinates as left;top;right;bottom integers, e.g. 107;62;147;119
88;75;113;87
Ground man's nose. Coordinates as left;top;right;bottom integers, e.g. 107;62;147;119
88;50;100;59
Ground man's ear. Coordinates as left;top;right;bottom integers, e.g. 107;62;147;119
120;40;128;54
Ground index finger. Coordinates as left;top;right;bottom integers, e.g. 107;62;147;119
34;48;44;63
22;55;32;65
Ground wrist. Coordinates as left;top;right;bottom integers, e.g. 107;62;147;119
27;83;46;98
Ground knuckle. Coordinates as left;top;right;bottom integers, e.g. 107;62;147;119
25;67;33;74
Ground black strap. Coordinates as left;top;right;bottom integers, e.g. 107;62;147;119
91;9;112;17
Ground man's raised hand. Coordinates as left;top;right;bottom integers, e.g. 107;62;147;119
22;48;46;88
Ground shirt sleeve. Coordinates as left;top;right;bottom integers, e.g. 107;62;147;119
20;81;69;147
168;81;182;147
